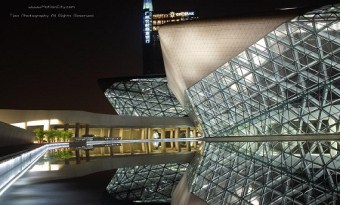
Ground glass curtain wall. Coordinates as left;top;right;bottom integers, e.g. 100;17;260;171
185;4;340;204
188;140;340;204
106;163;187;203
186;5;340;137
105;78;187;117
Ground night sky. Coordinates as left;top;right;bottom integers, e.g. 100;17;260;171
0;0;337;114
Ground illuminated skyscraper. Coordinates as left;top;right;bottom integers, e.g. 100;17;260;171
142;0;153;45
142;0;198;75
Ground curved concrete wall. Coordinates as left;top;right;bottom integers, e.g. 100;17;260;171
0;109;194;128
0;121;34;147
159;14;294;106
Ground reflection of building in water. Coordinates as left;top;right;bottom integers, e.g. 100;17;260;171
107;163;188;203
142;0;198;74
6;84;201;154
3;2;339;205
159;4;340;204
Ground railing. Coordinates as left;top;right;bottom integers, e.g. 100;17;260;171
0;143;68;196
0;139;201;196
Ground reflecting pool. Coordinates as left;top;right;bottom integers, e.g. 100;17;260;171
0;140;200;204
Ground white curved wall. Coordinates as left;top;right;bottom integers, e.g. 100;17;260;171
0;121;34;147
159;14;294;106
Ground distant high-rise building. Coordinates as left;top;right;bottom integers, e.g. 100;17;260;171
142;0;153;45
142;0;198;75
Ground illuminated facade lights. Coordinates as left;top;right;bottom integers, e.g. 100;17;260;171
142;0;198;74
180;4;340;204
143;0;153;44
186;4;340;138
104;77;187;117
142;0;197;45
107;163;187;203
152;11;197;32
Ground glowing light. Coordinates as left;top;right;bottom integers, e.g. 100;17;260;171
27;120;50;130
143;0;153;11
144;10;153;44
0;143;68;196
49;119;61;125
202;184;209;189
153;131;160;147
330;22;340;30
11;122;26;129
250;198;260;205
279;7;298;10
30;162;63;172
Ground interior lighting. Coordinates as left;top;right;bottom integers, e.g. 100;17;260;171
11;122;26;129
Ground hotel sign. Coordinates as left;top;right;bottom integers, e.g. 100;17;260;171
170;11;195;18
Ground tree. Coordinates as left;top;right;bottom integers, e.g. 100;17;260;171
45;130;58;143
55;130;62;142
34;128;45;143
61;130;73;142
53;150;73;165
34;129;73;143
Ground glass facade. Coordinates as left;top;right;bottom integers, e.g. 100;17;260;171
106;163;187;203
186;4;340;137
105;4;340;204
182;4;340;205
104;78;192;203
104;77;187;117
188;140;340;204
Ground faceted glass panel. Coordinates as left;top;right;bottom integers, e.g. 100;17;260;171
185;4;340;205
188;141;340;205
186;4;340;137
106;163;187;203
105;77;187;117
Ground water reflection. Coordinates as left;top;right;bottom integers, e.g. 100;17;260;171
69;139;200;165
26;140;200;204
107;163;187;203
30;139;201;170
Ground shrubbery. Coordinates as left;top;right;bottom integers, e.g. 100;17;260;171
33;129;73;143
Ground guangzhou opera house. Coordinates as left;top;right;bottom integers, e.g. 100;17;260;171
104;3;340;204
0;2;339;205
158;4;340;204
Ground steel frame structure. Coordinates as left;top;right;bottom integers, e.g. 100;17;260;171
105;4;340;205
106;163;187;203
185;4;340;205
105;78;187;117
186;5;340;137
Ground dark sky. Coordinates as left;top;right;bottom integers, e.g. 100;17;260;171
0;0;144;114
0;0;338;114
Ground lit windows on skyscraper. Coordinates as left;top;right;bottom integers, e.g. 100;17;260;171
143;1;153;44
